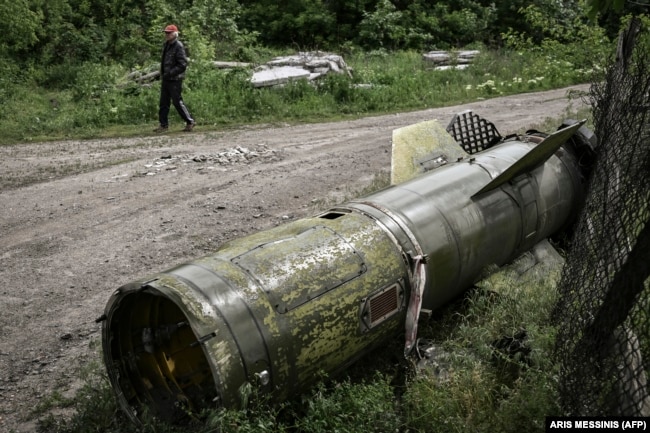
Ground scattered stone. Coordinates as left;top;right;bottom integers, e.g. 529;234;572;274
434;64;470;71
133;49;457;106
143;145;280;173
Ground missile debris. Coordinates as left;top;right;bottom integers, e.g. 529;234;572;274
100;112;597;424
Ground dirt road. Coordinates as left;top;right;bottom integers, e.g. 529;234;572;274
0;85;589;431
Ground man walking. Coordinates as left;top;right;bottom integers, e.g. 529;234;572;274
154;24;196;133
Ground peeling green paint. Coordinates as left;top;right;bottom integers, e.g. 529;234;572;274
103;210;409;419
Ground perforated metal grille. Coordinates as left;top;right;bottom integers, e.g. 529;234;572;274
446;110;502;154
359;282;405;333
369;284;399;326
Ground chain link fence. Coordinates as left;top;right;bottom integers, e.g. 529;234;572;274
553;18;650;416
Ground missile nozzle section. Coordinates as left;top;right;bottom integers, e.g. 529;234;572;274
103;286;221;424
103;211;409;424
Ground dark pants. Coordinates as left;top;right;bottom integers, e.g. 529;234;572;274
159;80;194;127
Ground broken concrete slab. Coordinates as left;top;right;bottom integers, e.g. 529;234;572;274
423;50;480;70
434;64;470;71
250;52;354;87
251;66;312;88
423;50;480;64
213;61;252;69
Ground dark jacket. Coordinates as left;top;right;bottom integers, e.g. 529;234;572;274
161;39;188;81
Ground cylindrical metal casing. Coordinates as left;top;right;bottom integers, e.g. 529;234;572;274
345;140;584;311
102;136;585;424
103;212;409;423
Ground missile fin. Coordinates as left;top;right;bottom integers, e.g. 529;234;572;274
472;119;586;197
391;120;469;185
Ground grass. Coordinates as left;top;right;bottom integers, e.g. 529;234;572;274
0;48;598;145
403;264;563;433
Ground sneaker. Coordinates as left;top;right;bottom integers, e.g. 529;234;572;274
153;125;168;133
183;122;195;132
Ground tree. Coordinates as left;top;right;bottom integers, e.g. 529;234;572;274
357;0;405;49
238;0;336;48
0;0;43;54
585;0;627;19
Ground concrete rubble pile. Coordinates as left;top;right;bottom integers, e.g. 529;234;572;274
422;50;480;70
125;50;476;88
250;52;353;88
139;145;282;176
126;52;352;88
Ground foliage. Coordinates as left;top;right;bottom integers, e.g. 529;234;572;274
0;0;248;87
357;0;406;49
585;0;628;19
293;376;402;433
0;0;42;54
203;375;401;433
35;361;129;433
500;3;612;87
0;45;602;145
0;0;621;84
424;1;497;49
502;2;610;48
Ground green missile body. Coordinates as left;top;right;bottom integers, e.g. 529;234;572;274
101;113;597;424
